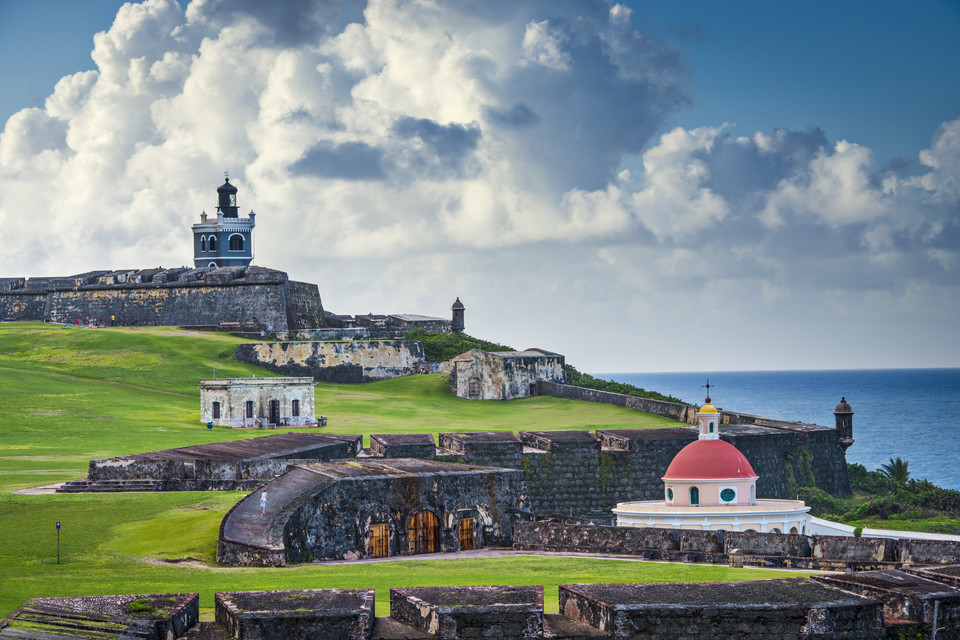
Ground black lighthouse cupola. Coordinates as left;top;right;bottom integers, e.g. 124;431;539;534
192;175;256;268
216;176;239;217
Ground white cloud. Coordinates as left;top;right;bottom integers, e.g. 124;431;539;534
0;0;957;371
522;20;571;71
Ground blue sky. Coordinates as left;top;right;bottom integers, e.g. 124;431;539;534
0;0;957;371
3;1;957;163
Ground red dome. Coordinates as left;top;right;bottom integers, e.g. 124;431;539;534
662;439;758;480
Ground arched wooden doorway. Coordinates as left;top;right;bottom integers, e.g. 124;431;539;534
408;510;441;554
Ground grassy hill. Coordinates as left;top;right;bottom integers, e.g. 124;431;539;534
0;322;807;618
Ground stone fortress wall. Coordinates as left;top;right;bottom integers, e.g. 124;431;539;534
64;419;849;521
0;266;324;331
7;568;960;639
234;340;426;383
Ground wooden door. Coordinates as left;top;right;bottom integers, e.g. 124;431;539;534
458;517;474;550
269;399;280;424
408;510;440;554
369;523;389;558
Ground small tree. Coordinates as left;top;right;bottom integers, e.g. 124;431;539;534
879;457;910;483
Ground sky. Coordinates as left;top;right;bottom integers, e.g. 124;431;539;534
0;0;958;373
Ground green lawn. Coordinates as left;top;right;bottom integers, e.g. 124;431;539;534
0;322;806;618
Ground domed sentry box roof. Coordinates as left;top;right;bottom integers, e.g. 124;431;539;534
662;439;758;480
452;297;465;310
834;397;854;414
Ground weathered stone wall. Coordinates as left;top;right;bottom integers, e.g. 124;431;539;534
540;381;698;422
451;350;564;400
901;538;960;564
235;340;425;383
281;467;524;563
541;382;853;499
729;427;852;497
0;290;47;321
44;282;292;328
215;590;374;640
282;280;325;330
558;580;884;639
436;426;848;517
513;521;960;570
390;586;544;639
0;266;323;330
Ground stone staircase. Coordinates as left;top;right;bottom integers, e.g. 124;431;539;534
56;479;162;493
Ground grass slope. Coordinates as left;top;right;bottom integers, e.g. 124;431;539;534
0;322;804;618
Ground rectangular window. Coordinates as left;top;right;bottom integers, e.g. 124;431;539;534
291;399;300;417
212;401;221;419
245;401;254;419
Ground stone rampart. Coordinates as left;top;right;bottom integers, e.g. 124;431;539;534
513;521;960;570
0;290;47;321
539;383;853;498
234;340;425;383
12;575;960;639
539;381;698;423
0;266;323;330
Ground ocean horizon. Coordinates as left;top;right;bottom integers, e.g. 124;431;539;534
595;367;960;491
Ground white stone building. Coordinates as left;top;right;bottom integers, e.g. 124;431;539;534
199;377;315;427
449;348;564;401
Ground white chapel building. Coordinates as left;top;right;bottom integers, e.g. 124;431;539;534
612;394;810;534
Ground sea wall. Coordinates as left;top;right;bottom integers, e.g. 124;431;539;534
234;340;425;383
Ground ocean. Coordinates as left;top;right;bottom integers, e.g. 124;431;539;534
596;368;960;491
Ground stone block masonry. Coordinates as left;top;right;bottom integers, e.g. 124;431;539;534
513;521;960;570
234;340;425;383
0;266;323;330
390;586;544;639
559;579;883;639
215;589;374;640
9;573;960;639
540;382;853;498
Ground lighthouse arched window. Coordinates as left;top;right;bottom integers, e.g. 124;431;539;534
229;234;244;251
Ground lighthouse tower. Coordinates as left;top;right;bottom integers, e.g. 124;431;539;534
192;176;256;268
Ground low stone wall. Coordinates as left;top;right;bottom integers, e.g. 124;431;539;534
215;589;374;640
390;586;543;639
539;382;698;423
7;575;960;639
89;458;329;488
558;580;883;639
901;538;960;565
235;340;425;383
514;522;960;570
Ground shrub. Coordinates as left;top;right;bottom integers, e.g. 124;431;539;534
562;364;684;404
